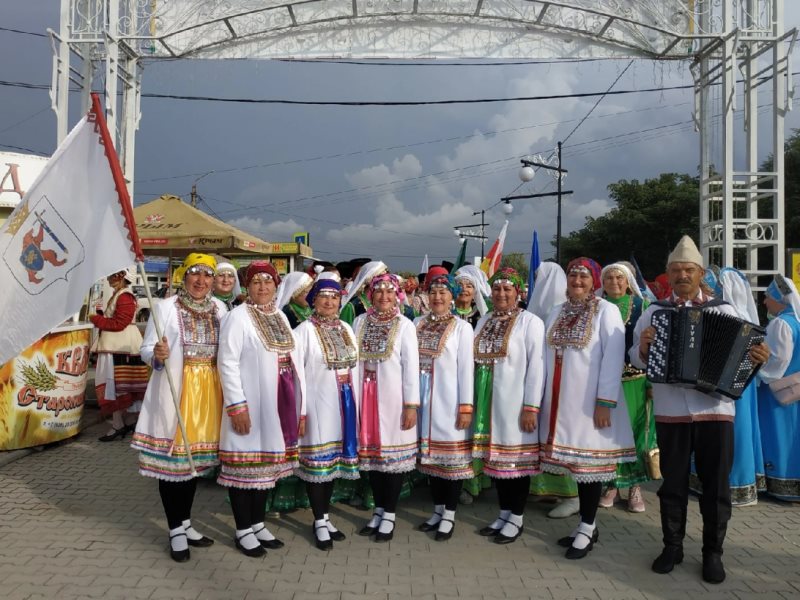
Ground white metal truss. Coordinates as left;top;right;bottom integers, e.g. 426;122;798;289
693;0;794;287
51;0;794;284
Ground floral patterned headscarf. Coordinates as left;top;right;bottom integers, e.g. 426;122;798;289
489;267;524;291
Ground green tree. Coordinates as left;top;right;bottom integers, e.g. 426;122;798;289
761;128;800;249
499;252;529;282
558;173;700;279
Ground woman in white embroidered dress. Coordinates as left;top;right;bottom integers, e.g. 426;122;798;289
414;274;474;541
294;278;360;551
217;261;307;558
474;268;546;545
353;273;420;542
132;253;227;563
539;257;636;560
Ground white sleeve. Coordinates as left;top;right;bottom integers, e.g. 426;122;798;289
759;318;795;383
400;321;420;407
456;321;475;407
291;328;307;418
629;306;653;370
139;299;170;366
597;304;626;405
522;314;546;410
217;311;247;409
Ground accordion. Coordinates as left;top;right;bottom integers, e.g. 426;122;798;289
646;307;765;399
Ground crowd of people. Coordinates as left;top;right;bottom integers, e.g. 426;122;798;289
89;234;800;586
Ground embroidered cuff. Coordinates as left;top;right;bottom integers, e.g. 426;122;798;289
226;401;249;416
596;399;617;409
458;404;474;415
403;404;419;410
152;358;164;371
522;405;540;413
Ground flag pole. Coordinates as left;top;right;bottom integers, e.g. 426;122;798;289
90;93;196;476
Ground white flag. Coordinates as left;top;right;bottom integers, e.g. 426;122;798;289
0;98;140;365
420;253;429;275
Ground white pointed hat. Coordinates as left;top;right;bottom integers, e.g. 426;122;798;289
667;235;704;268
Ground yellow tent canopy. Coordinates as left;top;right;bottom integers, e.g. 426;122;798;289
133;194;310;257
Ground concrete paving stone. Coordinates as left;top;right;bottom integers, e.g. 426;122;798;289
293;593;341;600
344;573;387;586
271;579;321;594
147;587;203;599
367;582;411;595
243;592;293;600
318;581;366;594
58;584;111;597
341;593;388;600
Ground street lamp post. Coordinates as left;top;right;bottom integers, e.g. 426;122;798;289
506;141;572;265
453;211;490;262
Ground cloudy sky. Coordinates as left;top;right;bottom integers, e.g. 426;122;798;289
2;2;799;272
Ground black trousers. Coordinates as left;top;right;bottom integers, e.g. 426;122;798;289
495;476;530;515
368;471;405;513
158;479;198;530
228;487;270;530
656;420;734;556
429;476;463;512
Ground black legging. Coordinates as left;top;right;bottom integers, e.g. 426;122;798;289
306;481;335;521
368;471;405;513
159;479;198;529
228;487;270;530
577;481;603;525
429;476;463;511
495;476;530;515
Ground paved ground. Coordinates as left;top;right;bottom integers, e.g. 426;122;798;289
1;414;799;600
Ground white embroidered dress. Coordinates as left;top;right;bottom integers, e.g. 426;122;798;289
539;298;637;482
414;314;475;479
353;312;420;473
217;303;307;489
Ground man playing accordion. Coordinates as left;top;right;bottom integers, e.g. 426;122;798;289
630;235;770;585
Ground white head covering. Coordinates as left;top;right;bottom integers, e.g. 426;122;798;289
342;260;388;306
122;265;137;284
275;271;314;309
215;261;242;298
719;268;759;323
600;262;642;299
316;271;341;283
526;262;567;321
455;264;490;316
767;274;800;318
667;235;704;268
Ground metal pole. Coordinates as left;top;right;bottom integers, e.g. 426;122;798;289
480;210;486;261
556;141;563;265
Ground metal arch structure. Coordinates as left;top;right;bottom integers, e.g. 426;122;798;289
51;0;794;284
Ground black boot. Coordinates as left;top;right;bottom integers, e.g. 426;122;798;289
702;553;726;584
653;503;686;574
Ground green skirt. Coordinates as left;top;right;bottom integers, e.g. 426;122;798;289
613;376;655;488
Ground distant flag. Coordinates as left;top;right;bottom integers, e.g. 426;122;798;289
480;220;508;277
629;254;657;302
0;94;143;365
525;230;541;308
420;253;429;275
451;238;468;274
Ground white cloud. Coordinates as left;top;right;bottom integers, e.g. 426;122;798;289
228;215;304;242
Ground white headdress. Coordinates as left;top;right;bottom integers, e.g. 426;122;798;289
527;262;566;321
719;268;759;323
341;260;388;307
275;272;314;309
454;264;490;316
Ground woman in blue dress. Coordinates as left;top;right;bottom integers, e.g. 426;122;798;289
758;274;800;501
